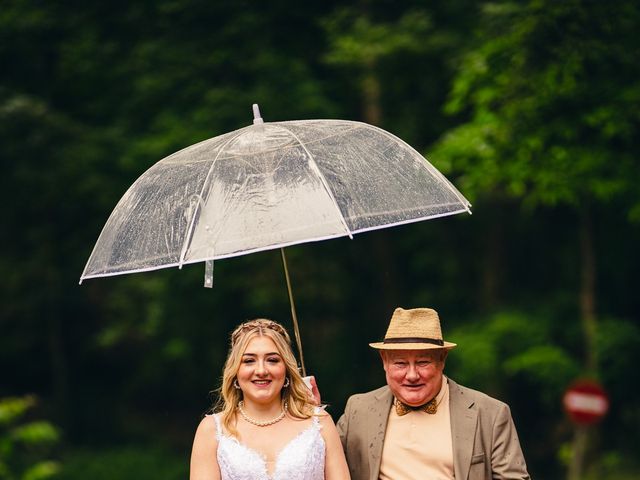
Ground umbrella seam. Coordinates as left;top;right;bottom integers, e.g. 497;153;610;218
371;125;472;213
274;124;354;239
177;127;251;267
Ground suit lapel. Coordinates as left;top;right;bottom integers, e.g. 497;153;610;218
367;387;393;480
449;379;477;480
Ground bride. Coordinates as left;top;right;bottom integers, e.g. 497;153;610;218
190;318;350;479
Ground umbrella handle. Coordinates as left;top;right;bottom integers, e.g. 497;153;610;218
280;248;306;377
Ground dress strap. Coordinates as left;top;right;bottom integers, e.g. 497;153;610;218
211;413;223;437
312;406;325;426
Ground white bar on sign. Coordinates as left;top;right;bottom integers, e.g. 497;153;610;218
564;392;608;414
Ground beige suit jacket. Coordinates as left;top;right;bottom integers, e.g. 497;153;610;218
337;379;530;480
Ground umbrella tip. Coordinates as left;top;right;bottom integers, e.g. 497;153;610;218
252;104;264;124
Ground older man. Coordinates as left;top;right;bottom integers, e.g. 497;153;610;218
337;307;530;480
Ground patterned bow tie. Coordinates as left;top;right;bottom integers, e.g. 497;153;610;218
395;397;438;416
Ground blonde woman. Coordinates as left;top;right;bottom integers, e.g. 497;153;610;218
190;319;350;480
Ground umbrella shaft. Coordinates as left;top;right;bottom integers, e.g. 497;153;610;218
280;248;306;377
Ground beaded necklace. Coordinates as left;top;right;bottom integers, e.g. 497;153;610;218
237;401;288;426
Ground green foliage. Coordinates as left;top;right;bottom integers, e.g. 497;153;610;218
11;422;59;446
432;0;640;215
596;317;640;434
0;398;33;427
0;396;60;480
583;451;640;480
503;345;578;402
56;446;186;480
23;462;59;480
323;8;432;67
447;311;579;404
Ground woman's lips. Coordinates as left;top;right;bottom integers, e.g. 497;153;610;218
252;380;272;386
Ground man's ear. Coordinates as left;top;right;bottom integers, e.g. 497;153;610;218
440;350;449;364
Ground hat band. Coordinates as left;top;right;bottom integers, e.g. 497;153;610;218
383;337;444;346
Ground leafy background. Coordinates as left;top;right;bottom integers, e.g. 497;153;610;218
1;1;639;479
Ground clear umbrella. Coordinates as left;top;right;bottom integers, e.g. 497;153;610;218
80;104;471;373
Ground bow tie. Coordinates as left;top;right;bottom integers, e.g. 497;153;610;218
395;397;438;416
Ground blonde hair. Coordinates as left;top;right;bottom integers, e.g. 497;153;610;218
215;318;314;437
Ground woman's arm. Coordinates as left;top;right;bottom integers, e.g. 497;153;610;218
319;413;351;480
190;415;221;480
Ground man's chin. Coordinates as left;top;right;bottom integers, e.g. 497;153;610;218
398;391;429;406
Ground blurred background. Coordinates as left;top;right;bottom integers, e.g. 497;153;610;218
1;0;639;478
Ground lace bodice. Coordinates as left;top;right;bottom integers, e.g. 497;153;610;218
212;411;325;480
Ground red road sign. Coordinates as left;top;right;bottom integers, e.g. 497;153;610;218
563;380;609;425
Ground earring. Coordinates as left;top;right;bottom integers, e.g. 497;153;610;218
283;377;290;388
233;379;240;389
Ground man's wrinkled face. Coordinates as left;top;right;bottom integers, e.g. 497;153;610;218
381;349;447;407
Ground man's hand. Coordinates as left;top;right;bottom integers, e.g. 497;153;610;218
303;375;322;406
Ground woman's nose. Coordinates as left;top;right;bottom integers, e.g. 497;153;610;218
255;360;267;375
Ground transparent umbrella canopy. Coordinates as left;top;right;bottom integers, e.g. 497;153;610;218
80;104;471;373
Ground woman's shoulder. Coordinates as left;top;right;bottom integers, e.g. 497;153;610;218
192;414;221;453
197;413;220;434
314;407;339;429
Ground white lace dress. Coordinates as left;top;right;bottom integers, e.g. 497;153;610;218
212;411;326;480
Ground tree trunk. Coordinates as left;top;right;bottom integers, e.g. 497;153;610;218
567;206;598;480
567;425;589;480
360;58;401;315
48;304;70;430
480;205;505;310
362;63;382;127
579;206;598;373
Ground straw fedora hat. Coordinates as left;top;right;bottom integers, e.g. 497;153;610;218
369;307;457;350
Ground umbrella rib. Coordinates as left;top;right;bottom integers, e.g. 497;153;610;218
275;125;354;239
178;127;251;267
372;125;472;213
275;120;362;147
